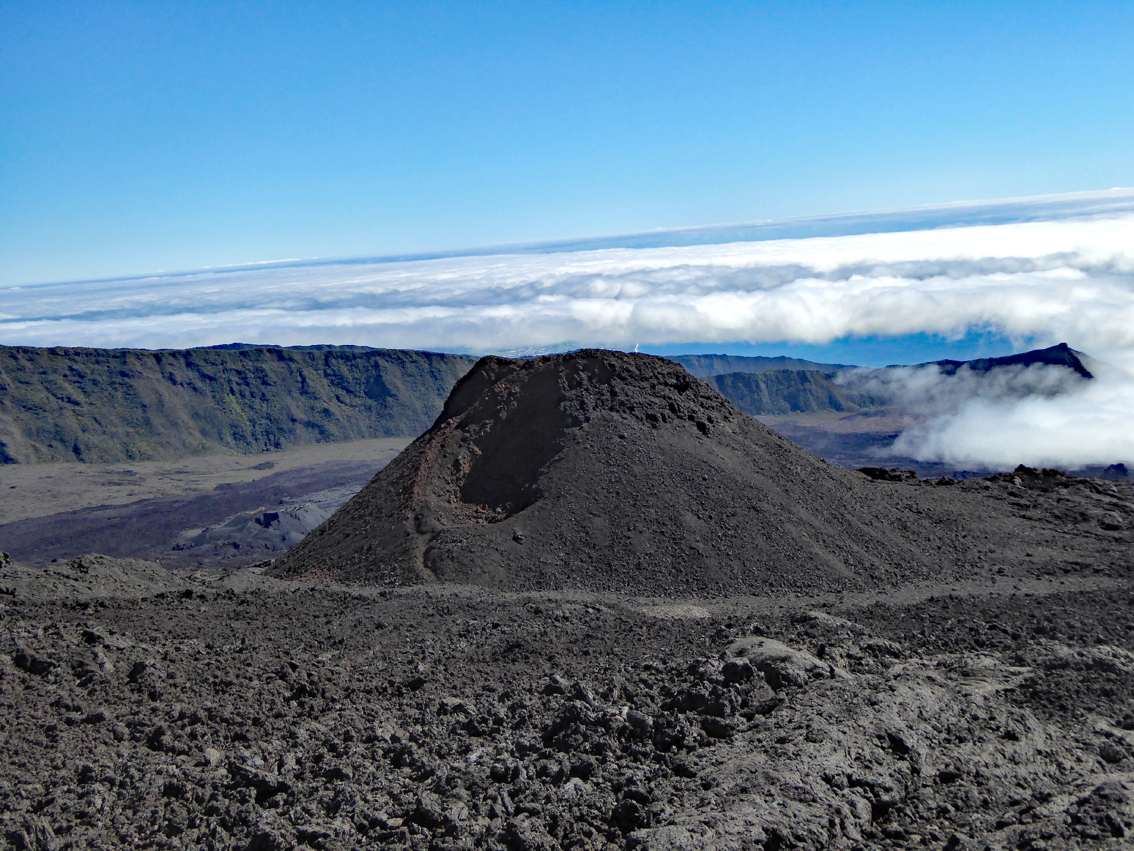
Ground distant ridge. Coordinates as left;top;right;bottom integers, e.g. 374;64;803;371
925;342;1094;379
203;343;382;352
0;345;473;463
668;354;853;378
0;342;1095;465
704;369;882;416
670;344;1095;418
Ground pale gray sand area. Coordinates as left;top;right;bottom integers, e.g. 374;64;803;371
0;437;410;525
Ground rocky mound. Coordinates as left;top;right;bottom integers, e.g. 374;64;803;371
0;553;182;600
271;350;975;595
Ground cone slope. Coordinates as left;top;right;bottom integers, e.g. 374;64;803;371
271;350;969;594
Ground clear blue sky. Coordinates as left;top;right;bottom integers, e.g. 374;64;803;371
3;1;1133;288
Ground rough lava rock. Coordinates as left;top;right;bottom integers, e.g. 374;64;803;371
4;556;1134;850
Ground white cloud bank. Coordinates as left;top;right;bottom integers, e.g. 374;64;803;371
888;357;1134;470
3;191;1134;469
2;209;1134;353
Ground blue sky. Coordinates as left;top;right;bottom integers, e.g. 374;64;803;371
3;1;1134;290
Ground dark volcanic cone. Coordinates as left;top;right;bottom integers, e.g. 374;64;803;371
271;350;968;595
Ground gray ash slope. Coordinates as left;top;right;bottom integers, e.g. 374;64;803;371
272;350;973;595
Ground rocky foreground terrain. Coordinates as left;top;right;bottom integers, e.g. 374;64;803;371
3;349;1134;849
3;550;1134;850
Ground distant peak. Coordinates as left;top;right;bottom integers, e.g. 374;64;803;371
928;344;1093;379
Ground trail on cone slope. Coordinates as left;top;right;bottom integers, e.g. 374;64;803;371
271;350;976;595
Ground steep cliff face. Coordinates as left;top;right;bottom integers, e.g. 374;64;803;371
704;369;883;415
0;346;473;463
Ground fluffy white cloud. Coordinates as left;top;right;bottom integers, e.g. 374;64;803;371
877;350;1134;469
892;370;1134;469
2;213;1134;353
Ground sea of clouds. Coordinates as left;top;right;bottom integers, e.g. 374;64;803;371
844;358;1134;469
3;191;1134;469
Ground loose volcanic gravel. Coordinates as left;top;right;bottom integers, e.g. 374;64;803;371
3;558;1134;850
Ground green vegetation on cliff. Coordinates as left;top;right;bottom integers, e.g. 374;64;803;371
0;346;473;463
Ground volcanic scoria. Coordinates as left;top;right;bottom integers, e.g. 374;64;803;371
271;350;971;594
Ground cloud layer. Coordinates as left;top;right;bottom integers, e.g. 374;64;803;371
3;214;1134;355
888;358;1134;470
3;193;1134;469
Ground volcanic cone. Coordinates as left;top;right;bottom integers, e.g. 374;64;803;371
271;350;968;595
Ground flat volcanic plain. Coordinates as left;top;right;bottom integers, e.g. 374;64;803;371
0;438;411;567
2;350;1134;851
